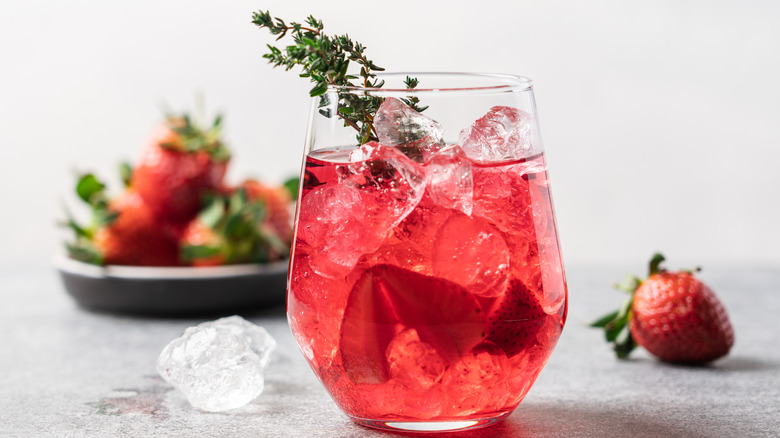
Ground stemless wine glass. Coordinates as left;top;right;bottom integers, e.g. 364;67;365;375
286;73;567;432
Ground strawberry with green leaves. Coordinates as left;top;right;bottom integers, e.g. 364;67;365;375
179;187;290;266
592;253;734;364
239;178;294;244
64;173;180;266
131;113;230;224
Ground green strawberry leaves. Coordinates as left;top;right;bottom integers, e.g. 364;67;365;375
590;273;641;359
615;275;642;294
181;245;220;261
119;162;133;188
76;174;106;205
63;173;118;266
283;176;300;200
648;252;665;276
198;196;227;228
66;241;104;265
160;112;231;162
184;188;290;265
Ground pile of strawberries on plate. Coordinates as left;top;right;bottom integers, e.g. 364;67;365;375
65;112;294;267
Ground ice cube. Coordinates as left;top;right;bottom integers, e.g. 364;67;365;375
470;158;552;294
394;196;453;252
386;328;447;390
347;141;381;162
287;259;351;368
374;97;445;162
339;142;426;235
432;212;509;297
424;145;473;216
442;343;510;416
297;144;425;278
471;161;535;236
296;184;378;278
156;316;276;412
458;106;535;162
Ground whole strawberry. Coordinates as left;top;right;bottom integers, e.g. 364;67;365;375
592;253;734;364
93;190;181;266
131;113;230;224
64;173;180;266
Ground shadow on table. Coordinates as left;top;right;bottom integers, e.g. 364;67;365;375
626;354;778;374
700;355;778;372
74;302;288;321
369;402;710;438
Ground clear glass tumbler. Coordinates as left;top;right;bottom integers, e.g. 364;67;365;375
287;73;567;432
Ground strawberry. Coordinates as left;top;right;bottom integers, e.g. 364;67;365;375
483;280;554;358
179;188;290;266
93;190;181;266
131;113;230;224
179;219;225;266
339;265;485;384
64;173;180;266
239;179;293;244
592;253;734;364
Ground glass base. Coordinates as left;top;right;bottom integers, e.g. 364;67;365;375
351;413;508;433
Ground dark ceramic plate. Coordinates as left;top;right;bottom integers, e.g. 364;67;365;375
55;256;288;316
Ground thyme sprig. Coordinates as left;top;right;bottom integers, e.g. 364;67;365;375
252;11;423;144
401;76;427;113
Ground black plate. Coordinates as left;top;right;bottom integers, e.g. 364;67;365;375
55;256;288;316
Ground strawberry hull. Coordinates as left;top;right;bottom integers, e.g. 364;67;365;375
288;147;567;423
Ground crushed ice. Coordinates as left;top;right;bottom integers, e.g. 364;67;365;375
156;316;276;412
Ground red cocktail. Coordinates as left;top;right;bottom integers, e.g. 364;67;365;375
287;73;567;432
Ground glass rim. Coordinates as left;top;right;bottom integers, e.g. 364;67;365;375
325;72;533;97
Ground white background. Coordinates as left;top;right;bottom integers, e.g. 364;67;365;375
2;0;778;269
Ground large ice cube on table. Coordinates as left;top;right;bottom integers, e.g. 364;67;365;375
156;316;276;412
374;97;445;162
458;106;535;162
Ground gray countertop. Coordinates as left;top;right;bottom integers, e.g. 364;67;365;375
1;264;778;437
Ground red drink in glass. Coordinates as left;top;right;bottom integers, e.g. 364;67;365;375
288;147;566;429
287;73;567;432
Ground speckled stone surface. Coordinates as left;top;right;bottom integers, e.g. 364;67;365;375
0;264;778;437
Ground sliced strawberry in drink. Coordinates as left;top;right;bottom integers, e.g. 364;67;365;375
340;265;485;384
484;279;557;358
339;270;400;384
